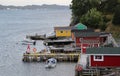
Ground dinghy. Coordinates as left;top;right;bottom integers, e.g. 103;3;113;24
45;58;57;68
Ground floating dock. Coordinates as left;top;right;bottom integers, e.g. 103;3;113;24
22;53;80;62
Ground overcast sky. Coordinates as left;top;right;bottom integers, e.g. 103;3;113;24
0;0;72;6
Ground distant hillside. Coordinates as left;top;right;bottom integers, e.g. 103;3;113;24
0;4;69;10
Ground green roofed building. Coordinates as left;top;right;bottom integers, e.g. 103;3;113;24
75;23;87;30
85;47;120;67
86;47;120;55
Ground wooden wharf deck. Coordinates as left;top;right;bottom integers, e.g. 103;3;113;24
22;53;80;62
75;67;120;76
75;69;100;76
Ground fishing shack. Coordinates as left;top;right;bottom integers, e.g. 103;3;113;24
71;29;115;53
75;47;120;76
86;47;120;67
54;26;73;37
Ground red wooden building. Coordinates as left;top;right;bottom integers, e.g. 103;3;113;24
86;47;120;67
71;29;109;53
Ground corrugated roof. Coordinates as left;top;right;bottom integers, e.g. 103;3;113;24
74;32;100;37
71;28;94;32
86;47;120;55
54;26;73;30
74;32;109;37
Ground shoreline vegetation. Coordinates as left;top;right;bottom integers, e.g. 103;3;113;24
0;4;69;10
70;0;120;38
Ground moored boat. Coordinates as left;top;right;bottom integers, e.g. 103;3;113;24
45;58;57;68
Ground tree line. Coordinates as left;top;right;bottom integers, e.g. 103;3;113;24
70;0;120;31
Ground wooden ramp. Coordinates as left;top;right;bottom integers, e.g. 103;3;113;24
22;53;80;62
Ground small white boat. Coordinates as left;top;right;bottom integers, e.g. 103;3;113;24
20;39;36;45
45;58;57;68
45;32;56;39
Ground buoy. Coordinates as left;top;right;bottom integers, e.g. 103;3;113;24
75;64;83;71
33;48;37;53
26;44;30;53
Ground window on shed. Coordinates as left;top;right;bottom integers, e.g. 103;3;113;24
94;55;104;61
60;31;63;33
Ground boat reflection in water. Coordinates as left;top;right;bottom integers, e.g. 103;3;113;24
45;58;57;68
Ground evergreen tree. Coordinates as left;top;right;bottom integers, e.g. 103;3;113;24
70;0;100;26
99;0;119;13
80;8;105;30
70;0;120;31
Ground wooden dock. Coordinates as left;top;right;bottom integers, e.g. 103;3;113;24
22;53;80;62
75;69;100;76
75;54;120;76
75;67;120;76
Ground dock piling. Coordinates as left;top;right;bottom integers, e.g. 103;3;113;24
22;53;80;62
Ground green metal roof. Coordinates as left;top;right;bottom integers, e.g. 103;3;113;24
86;47;120;55
75;23;87;30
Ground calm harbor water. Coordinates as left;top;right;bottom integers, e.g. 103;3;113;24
0;9;76;76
